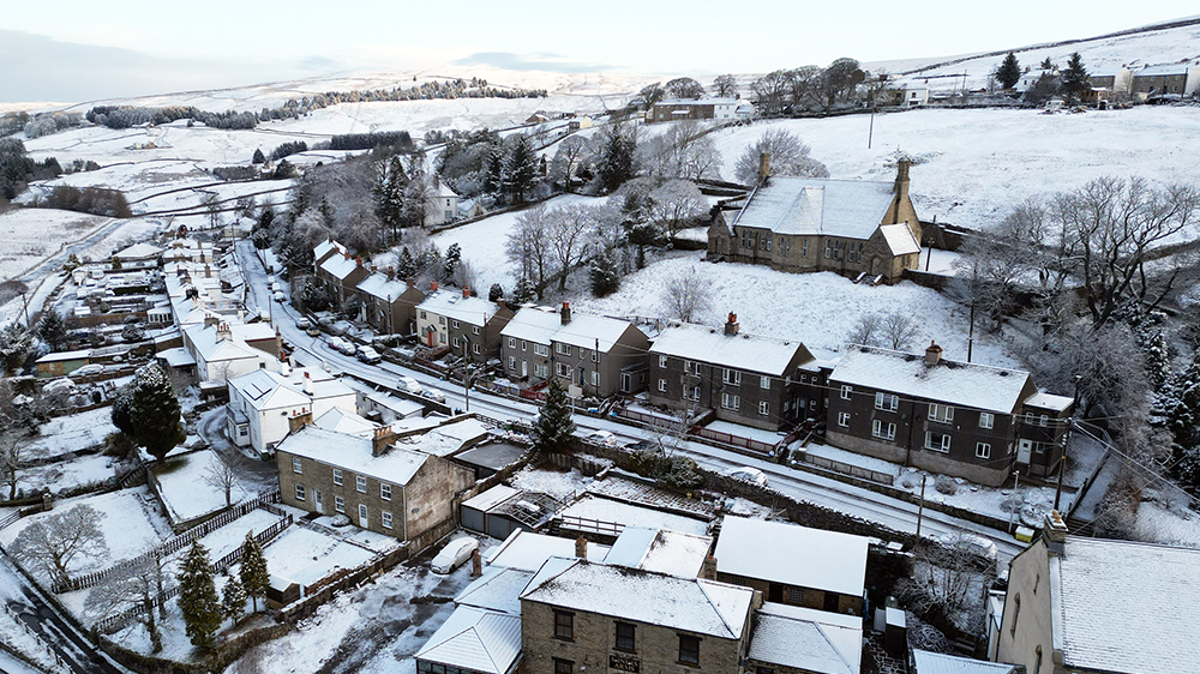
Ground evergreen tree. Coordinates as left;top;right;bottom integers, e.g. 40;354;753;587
273;159;296;179
375;156;407;244
111;255;122;270
37;310;68;352
483;145;504;195
503;136;538;204
1040;57;1054;70
178;541;222;650
397;247;417;279
511;275;536;305
596;126;636;194
1061;52;1089;104
239;531;269;613
589;251;621;297
124;362;186;461
531;379;576;456
0;323;34;375
488;283;504;303
996;52;1022;90
221;574;246;622
255;205;275;233
444;243;462;279
251;148;265;165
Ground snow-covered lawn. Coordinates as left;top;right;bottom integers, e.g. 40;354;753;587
0;208;110;282
508;466;594;501
574;255;1015;366
26;407;118;460
708;106;1200;231
22;454;115;495
151;449;255;525
256;527;376;588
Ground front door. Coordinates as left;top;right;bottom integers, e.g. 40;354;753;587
823;592;840;612
314;488;323;514
768;583;782;603
358;504;369;528
425;327;436;347
521;360;528;378
1017;439;1033;464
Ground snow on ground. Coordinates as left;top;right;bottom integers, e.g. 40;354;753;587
508;466;594;501
1136;496;1200;548
573;255;1016;366
704;420;788;446
152;449;255;525
26;407;117;460
708;106;1200;231
255;527;376;587
0;208;110;282
22;454;115;495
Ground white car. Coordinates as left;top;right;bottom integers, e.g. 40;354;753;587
725;466;769;488
397;376;423;395
70;364;105;378
585;430;619;447
431;537;478;574
421;388;447;404
326;336;350;354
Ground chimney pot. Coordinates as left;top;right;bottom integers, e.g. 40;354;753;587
1045;509;1068;553
463;286;470;298
561;301;572;325
924;340;943;367
575;535;588;560
431;281;439;292
470;548;483;577
356;255;362;267
724;312;739;336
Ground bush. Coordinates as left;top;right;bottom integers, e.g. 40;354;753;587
41;186;132;218
934;476;958;496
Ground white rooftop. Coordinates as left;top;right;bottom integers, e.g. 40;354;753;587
1054;536;1200;674
415;606;521;674
276;426;429;486
500;306;563;345
604;527;712;578
418;290;503;326
714;516;868;597
313;238;346;262
650;322;810;377
501;306;641;352
455;566;535;615
114;242;164;260
1136;63;1196;76
911;650;1019;674
394;416;490;458
521;558;754;639
228;369;310;411
313;407;377;436
319;253;363;281
462;484;521;513
357;272;413;302
732;176;899;240
1024;391;1074;412
558;495;710;536
749;602;862;674
656;97;739;106
486;530;610;573
830;344;1034;414
878;223;920;256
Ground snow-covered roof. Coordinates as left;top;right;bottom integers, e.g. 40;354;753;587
395;416;490;458
650;323;810;377
829;344;1034;414
313;407;377;436
418;290;503;326
604;526;712;578
522;558;754;639
486;530;610;572
158;347;196;367
462;485;522;513
415;606;522;674
35;349;91;363
356;272;413;302
500;307;564;345
319;253;363;281
364;392;424;418
313;238;346;262
276;426;430;486
456;567;535;615
714;516;868;597
114;242;164;260
732;176;899;240
184;324;264;364
1135;63;1196;76
558;495;711;536
1054;537;1200;674
749;602;862;674
878;223;920;256
501;306;642;353
228;369;310;411
1024;391;1074;412
911;650;1020;674
656;97;739;106
435;182;459;199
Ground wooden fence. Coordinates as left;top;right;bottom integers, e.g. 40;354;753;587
689;425;779;454
54;490;281;593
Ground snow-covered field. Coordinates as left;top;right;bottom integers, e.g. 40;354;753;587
152;450;256;525
708;105;1200;231
0;208;110;281
26;407;118;460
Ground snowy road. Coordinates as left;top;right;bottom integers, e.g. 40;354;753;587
236;242;1025;563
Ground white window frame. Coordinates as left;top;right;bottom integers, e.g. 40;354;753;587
452;319;460;329
473;326;481;336
658;379;667;392
332;468;343;486
508;337;515;349
590;371;600;387
659;355;668;368
760;375;770;390
685;386;701;402
872;419;896;441
556;362;570;378
473;343;481;355
556;343;571;356
723;369;741;386
838;412;851;427
721;393;740;411
840;385;852;400
358;503;368;522
334;495;345;513
976;442;992;459
535;363;548;378
979;412;994;430
380;483;392;501
929;403;954;424
534;344;549;356
295;483;306;501
925;431;951;452
292;457;303;474
382;511;393;529
874;392;898;412
1039;414;1049;427
356;475;367;493
759;401;769;416
509;356;516;369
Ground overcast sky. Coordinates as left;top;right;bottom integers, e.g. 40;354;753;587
2;1;1197;103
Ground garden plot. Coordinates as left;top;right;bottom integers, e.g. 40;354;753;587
254;527;376;589
151;449;256;526
21;453;115;496
25;407;118;460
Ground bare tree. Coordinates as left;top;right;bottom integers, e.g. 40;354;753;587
712;74;738;98
733;129;829;185
203;452;239;508
847;313;882;347
751;70;791;116
549;136;591;191
0;430;32;500
11;504;108;583
660;266;714;323
505;205;554;299
85;550;168;652
898;535;994;634
648;180;707;233
881;312;919;351
547;204;599;291
638;121;722;182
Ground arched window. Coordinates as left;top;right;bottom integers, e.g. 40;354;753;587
1010;594;1021;636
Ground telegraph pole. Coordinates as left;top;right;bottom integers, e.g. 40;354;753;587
915;474;927;543
462;340;470;413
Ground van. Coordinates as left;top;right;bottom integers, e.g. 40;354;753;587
431;537;478;574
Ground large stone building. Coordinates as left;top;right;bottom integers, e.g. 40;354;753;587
826;342;1072;487
708;159;921;285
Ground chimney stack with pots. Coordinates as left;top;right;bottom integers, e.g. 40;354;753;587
1044;510;1068;556
575;535;588;560
371;425;397;457
470;548;483;577
724;312;739;336
463;286;471;299
561;301;572;325
431;281;439;292
924;340;943;367
758;152;771;185
701;555;718;580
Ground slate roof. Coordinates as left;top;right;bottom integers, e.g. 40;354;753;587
732;176;898;240
830;344;1035;414
604;526;712;578
748;602;862;674
650;323;810;377
520;558;754;639
714;516;868;597
319;254;362;281
502;306;642;353
1054;537;1200;674
356;272;412;301
276;426;429;486
455;567;535;615
911;650;1020;674
228;369;310;411
418;290;502;326
415;606;522;674
878;223;920;255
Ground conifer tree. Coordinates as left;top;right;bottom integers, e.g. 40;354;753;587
124;363;186;461
488;283;504;303
251;148;266;164
511;275;536;305
444;243;462;279
239;531;269;613
531;379;576;455
589;251;621;297
1061;52;1090;104
483;145;504;195
996;52;1022;90
503;136;538;204
221;575;246;622
1040;57;1054;70
37;310;68;352
397;247;417;279
597;126;636;193
178;541;222;649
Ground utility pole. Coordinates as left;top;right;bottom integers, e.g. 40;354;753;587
462;340;470;413
967;301;975;363
915;474;926;543
1008;470;1021;534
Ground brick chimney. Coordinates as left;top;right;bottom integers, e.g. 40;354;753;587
701;555;718;580
355;255;362;267
470;548;483;577
372;425;398;457
288;410;313;434
302;370;313;395
891;158;912;223
724;312;739;336
757;152;771;185
431;281;439;292
463;286;471;299
575;534;588;560
386;266;395;281
204;315;219;328
561;301;572;325
924;340;942;367
1044;510;1068;556
406;276;415;289
204;263;211;278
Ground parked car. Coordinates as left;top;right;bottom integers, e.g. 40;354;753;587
725;466;769;488
272;290;286;303
327;336;350;354
585;430;618;447
421;388;447;404
296;317;312;330
397;376;423;395
357;345;382;364
70;364;105;378
431;537;479;574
